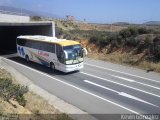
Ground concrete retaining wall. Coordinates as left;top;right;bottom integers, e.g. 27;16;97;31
0;13;30;22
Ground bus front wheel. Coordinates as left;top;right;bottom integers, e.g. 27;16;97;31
25;55;29;62
50;62;55;70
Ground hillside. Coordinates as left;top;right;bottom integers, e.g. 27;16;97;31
54;20;129;41
54;20;160;72
55;20;127;32
0;5;39;16
143;21;160;25
0;5;61;18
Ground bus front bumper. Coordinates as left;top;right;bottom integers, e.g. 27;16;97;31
63;63;84;73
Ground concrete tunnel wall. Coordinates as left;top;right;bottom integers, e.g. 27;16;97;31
0;22;55;53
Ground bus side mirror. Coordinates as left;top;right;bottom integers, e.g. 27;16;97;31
82;48;88;57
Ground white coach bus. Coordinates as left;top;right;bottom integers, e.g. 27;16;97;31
16;35;87;73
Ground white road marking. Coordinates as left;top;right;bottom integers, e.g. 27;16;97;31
110;75;160;90
119;92;160;108
84;80;119;94
134;81;160;90
84;80;160;108
109;75;135;82
3;58;140;114
85;63;160;83
81;72;160;98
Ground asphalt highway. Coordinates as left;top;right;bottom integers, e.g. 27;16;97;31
2;54;160;120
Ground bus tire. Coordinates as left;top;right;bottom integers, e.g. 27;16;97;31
50;62;55;70
25;55;29;62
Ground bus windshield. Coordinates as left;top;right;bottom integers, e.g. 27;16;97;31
63;44;83;64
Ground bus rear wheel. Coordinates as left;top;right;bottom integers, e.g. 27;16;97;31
25;55;29;62
50;62;55;70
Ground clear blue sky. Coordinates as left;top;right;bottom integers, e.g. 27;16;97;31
0;0;160;23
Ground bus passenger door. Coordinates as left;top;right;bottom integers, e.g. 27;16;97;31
56;45;64;67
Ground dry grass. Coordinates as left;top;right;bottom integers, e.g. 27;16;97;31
0;68;12;80
0;98;31;114
0;68;72;120
88;51;160;73
24;92;59;114
138;61;160;72
56;20;127;32
95;24;127;32
20;92;71;120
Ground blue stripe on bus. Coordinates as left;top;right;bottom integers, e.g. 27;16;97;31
36;57;49;67
21;47;25;57
18;46;25;57
28;50;50;67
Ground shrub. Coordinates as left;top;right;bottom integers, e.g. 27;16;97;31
89;34;111;47
144;36;152;47
116;36;123;45
150;36;160;60
89;36;97;43
125;37;139;47
98;35;110;45
153;36;160;43
55;27;64;37
138;27;148;34
119;27;139;39
16;95;26;107
119;29;132;38
30;16;42;21
0;77;28;106
128;27;138;36
63;34;72;40
135;36;152;54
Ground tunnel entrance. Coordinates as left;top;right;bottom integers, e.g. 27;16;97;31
0;22;54;55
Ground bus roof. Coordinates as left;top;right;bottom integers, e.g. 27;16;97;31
17;35;80;46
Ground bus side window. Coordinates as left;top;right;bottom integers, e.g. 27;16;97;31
40;43;47;51
56;44;62;56
48;44;55;53
17;38;26;46
26;41;32;48
46;43;52;53
53;44;55;53
39;42;43;50
33;41;40;50
17;38;21;45
31;41;36;49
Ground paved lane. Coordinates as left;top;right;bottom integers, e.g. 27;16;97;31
2;55;160;120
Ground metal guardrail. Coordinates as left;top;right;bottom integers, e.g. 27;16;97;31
0;10;29;16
